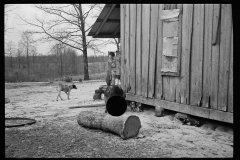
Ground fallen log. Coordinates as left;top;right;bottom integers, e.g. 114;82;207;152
77;111;141;139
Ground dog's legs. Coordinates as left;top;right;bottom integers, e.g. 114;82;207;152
58;92;63;100
67;92;70;100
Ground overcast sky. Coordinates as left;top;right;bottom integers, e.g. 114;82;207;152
4;4;117;56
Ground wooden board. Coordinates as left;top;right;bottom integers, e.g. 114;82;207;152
180;4;193;105
124;4;130;92
163;4;179;102
120;4;125;90
190;4;204;107
174;4;183;103
162;5;170;101
218;4;232;111
126;93;233;123
148;4;159;98
136;4;142;96
202;4;213;108
155;4;164;99
228;23;233;113
164;4;171;10
129;4;136;94
210;4;221;110
212;4;221;45
141;4;150;98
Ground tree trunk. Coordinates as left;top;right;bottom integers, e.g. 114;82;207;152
77;111;141;139
79;4;89;80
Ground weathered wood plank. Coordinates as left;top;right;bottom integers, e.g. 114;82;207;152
171;4;177;9
141;4;150;98
136;4;142;96
202;4;213;108
168;4;178;102
228;23;233;113
164;4;171;10
175;4;183;103
210;4;221;110
190;4;204;106
180;4;193;105
124;4;130;92
129;4;137;94
126;93;233;123
148;4;159;98
218;4;232;111
212;4;221;45
162;5;170;101
155;4;164;99
120;4;125;90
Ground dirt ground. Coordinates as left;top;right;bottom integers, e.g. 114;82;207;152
5;81;233;158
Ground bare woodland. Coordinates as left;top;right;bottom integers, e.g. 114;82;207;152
5;4;119;82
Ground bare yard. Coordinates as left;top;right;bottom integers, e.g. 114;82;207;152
5;81;233;158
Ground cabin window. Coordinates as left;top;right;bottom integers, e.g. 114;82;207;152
160;9;181;76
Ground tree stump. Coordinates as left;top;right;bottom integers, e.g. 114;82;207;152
77;111;141;139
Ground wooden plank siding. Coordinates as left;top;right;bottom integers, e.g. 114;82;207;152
210;4;221;110
190;4;204;107
162;5;171;101
124;4;130;92
202;4;213;108
129;4;137;94
120;4;125;91
141;4;151;97
120;4;233;123
167;4;178;102
218;4;232;111
148;4;159;98
154;4;164;99
228;22;233;112
174;4;183;103
180;4;193;105
136;4;142;96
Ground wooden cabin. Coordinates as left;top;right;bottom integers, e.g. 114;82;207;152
88;4;233;123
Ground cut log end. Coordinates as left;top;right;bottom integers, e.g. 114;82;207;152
123;116;141;139
77;111;141;139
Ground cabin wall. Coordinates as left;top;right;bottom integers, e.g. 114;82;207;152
120;4;233;120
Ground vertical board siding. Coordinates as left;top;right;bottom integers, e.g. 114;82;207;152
129;4;137;94
180;4;193;105
168;4;177;102
164;4;171;10
124;4;130;92
190;4;204;106
163;4;179;102
228;23;233;112
202;4;213;108
218;4;232;111
175;4;183;103
162;5;170;101
136;4;142;96
148;4;159;98
210;4;221;110
120;4;125;90
155;4;164;99
141;4;150;97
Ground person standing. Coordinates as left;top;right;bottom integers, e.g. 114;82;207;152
106;52;116;86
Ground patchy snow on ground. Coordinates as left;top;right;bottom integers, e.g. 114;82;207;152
5;81;233;158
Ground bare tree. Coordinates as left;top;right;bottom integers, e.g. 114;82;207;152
4;4;18;36
17;4;107;80
6;41;16;74
18;30;35;80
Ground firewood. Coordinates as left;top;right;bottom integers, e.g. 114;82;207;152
77;111;141;139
